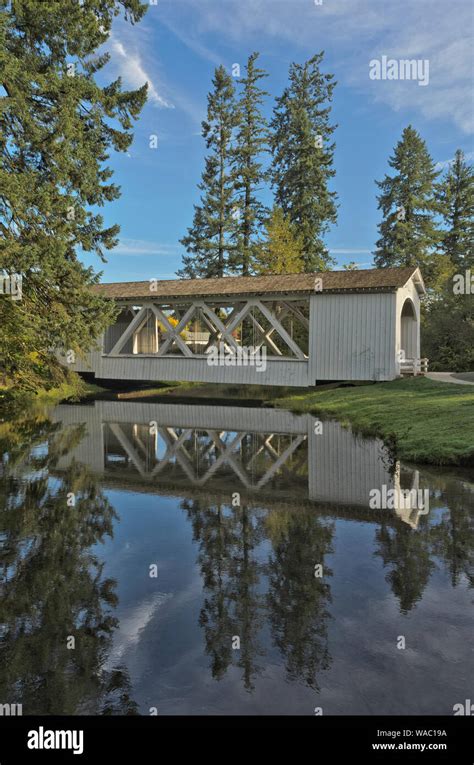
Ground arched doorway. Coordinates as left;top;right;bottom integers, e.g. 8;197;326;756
400;298;418;361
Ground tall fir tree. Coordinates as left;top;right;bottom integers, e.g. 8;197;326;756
421;150;474;371
0;0;147;388
436;149;474;271
270;52;337;272
253;206;304;275
231;52;269;276
374;126;441;282
179;66;237;278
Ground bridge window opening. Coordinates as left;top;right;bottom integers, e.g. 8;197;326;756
104;298;310;360
400;298;417;361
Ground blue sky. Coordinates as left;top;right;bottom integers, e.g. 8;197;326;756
81;0;474;282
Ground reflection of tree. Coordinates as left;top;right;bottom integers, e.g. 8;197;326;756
183;499;264;690
374;474;474;612
374;521;434;614
230;505;265;690
266;508;334;690
0;416;137;715
428;477;474;588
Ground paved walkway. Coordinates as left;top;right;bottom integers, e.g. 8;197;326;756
426;372;474;386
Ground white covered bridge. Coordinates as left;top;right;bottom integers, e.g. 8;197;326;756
68;266;426;386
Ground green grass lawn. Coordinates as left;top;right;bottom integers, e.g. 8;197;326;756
275;377;474;466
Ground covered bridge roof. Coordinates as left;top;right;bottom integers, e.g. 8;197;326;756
92;266;425;300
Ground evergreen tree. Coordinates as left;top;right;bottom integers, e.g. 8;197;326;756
421;290;474;372
0;0;148;388
436;149;474;271
179;66;237;278
0;415;138;714
253;206;304;274
231;52;269;276
270;52;337;272
420;150;474;368
374;126;441;281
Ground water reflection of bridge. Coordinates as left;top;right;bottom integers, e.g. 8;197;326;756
52;401;425;525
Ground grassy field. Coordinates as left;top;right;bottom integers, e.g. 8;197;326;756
275;377;474;466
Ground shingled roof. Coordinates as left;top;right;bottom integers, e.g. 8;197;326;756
91;266;425;300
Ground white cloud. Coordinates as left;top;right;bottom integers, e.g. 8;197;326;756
329;249;372;255
435;151;474;170
168;0;473;134
158;16;222;67
111;238;180;256
109;34;174;109
105;592;173;667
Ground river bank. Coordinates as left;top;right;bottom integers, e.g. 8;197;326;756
1;375;472;467
275;377;474;466
95;376;473;467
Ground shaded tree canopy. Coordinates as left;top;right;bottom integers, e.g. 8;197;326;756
0;0;148;387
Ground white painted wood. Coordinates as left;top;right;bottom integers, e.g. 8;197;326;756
197;301;243;353
247;311;283;356
108;305;149;356
254;299;306;360
310;291;398;382
66;276;423;385
395;278;422;375
280;301;309;329
149;303;194;357
75;355;309;386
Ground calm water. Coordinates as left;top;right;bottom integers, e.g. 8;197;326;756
0;398;472;715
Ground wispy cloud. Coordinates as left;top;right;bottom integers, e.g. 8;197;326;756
158;15;222;67
435;150;474;170
329;249;372;255
109;34;174;109
111;238;180;256
170;0;473;134
104;592;173;667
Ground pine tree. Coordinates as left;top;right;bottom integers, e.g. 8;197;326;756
422;290;474;372
231;52;269;276
178;66;237;278
270;52;337;272
374;126;441;280
253;206;304;275
0;0;148;388
436;149;474;271
422;152;474;370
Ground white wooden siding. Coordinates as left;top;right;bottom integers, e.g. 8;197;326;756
68;281;422;385
395;279;421;372
71;350;310;386
309;291;397;382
